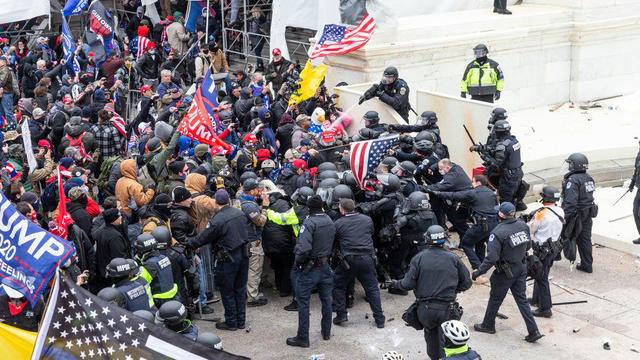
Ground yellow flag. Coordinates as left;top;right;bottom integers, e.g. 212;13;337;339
0;323;36;359
288;60;327;106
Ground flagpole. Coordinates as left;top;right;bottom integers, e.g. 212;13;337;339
171;33;206;76
205;0;210;43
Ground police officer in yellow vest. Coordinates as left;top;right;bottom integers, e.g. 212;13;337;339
134;234;179;307
461;44;504;103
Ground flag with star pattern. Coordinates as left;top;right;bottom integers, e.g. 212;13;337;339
350;135;399;189
31;272;249;360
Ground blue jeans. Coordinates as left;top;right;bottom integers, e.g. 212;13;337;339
296;262;333;340
460;219;498;269
196;255;206;305
1;93;15;130
215;249;249;328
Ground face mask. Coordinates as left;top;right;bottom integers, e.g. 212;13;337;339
181;173;187;180
30;211;37;222
439;170;446;176
125;62;132;69
203;50;209;55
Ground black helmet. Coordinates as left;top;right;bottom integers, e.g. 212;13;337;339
383;66;399;79
419;111;437;125
197;332;223;350
317;162;338;174
97;287;125;307
363;111;379;126
340;153;351;170
354;127;378;141
219;110;234;122
344;172;358;189
414;139;434;155
399;134;414;152
332;184;353;204
379;157;398;172
292;186;314;206
424;225;447;246
493;120;511;133
151;226;172;249
408;191;430;211
377;173;401;193
155;300;188;326
541;185;561;203
565;153;588;172
239;171;258;183
133;309;155;323
146;137;163;153
473;44;488;57
393;160;417;177
105;258;139;279
134;233;158;255
317;178;338;205
318;170;339;182
415;130;437;143
489;107;508;125
318;178;339;189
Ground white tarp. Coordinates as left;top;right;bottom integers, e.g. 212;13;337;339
0;0;50;23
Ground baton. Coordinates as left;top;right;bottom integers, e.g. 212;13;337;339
463;124;477;146
612;188;630;206
552;300;587;306
496;312;509;319
608;214;633;223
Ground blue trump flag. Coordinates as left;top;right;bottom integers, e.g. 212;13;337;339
0;192;75;306
199;69;221;133
63;0;88;16
61;16;81;73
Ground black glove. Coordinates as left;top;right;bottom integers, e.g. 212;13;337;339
630;181;636;192
494;91;501;100
460;92;466;98
376;89;384;97
472;270;479;281
147;184;156;191
358;95;366;105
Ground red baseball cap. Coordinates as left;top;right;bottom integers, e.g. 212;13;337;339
243;133;258;144
140;85;153;93
88;51;94;57
62;95;74;104
256;148;270;161
320;131;335;143
272;48;281;56
292;159;307;170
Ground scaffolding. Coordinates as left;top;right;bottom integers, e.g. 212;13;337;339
219;0;313;71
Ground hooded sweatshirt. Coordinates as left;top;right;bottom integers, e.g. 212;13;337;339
115;159;155;214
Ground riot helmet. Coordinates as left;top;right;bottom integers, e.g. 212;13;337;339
414;139;434;155
382;66;399;84
151;226;172;249
354;127;378;141
424;225;447;246
105;258;139;279
415;130;437;143
399;135;414;153
197;332;223;350
489;107;508;128
493;120;511;137
376;173;401;193
317;162;338;174
540;185;561;203
418;111;437;126
473;44;489;59
292;186;314;206
378;156;398;173
392;161;416;177
407;191;430;211
134;233;158;256
318;170;339;182
155;300;188;327
363;111;380;127
563;153;588;172
97;287;125;308
133;310;155;322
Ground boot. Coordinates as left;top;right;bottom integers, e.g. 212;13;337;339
633;238;640;244
532;309;552;318
333;315;348;325
525;331;544;343
286;337;310;348
284;300;298;311
473;323;496;334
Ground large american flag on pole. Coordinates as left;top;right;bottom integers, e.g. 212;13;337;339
309;13;375;59
350;135;398;189
136;36;151;60
31;271;249;360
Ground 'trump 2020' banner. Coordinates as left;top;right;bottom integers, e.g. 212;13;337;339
0;192;75;306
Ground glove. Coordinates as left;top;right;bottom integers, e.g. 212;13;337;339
630;181;636;192
147;184;156;191
358;95;365;105
472;270;479;281
460;92;466;98
469;144;483;152
494;91;501;100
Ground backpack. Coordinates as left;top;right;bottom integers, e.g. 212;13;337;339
41;180;59;212
137;163;157;188
66;133;93;162
97;156;123;190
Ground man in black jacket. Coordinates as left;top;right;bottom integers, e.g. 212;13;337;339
170;187;197;245
262;192;295;297
93;209;131;291
190;189;250;331
66;186;94;243
0;282;44;332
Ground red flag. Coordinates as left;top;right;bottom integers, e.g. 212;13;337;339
56;167;73;239
177;87;232;152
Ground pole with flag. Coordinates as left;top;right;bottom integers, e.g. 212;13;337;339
350;135;399;189
56;167;73;239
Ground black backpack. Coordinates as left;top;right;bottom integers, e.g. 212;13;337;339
41;181;59;212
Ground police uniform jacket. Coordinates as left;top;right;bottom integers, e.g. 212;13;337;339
492;135;522;174
561;171;595;217
294;212;336;265
191;205;249;252
438;185;498;216
477;218;531;276
425;164;472;192
397;246;471;301
334;212;374;256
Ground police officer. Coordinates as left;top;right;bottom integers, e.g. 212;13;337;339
527;186;564;318
423;159;472;237
389;111;440;136
332;198;385;328
561;153;596;273
287;195;336;348
153;226;190;304
392;161;418;196
441;320;483;360
483;120;523;206
472;202;543;343
327;184;353;220
190;189;250;331
359;67;411;121
470;107;507;188
396;191;438;260
155;300;199;340
105;257;156;312
134;234;178;307
390;225;472;360
430;175;498;270
361;111;387;136
461;44;504;103
630;140;640;244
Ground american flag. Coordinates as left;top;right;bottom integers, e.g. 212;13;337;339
309;13;375;59
110;113;126;138
32;272;249;360
350;135;398;189
137;36;151;60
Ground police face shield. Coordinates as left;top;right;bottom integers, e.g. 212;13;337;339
391;164;402;176
474;49;487;59
382;75;395;85
560;159;571;173
316;187;333;206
